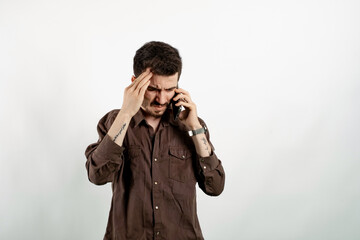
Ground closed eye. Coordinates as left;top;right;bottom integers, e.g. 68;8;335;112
147;86;177;92
165;87;177;92
147;86;158;91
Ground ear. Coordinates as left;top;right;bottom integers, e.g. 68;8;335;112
131;75;136;82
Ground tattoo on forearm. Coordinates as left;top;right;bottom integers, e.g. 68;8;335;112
201;137;211;155
113;123;127;141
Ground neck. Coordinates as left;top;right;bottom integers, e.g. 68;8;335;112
141;109;162;132
145;115;161;132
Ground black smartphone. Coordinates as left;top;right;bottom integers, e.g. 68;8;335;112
171;92;181;121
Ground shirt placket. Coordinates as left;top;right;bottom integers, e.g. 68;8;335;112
151;129;163;239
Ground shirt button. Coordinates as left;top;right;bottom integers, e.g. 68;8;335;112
203;166;207;169
154;181;158;185
155;206;159;209
182;155;185;159
154;158;158;162
156;231;160;235
201;159;204;162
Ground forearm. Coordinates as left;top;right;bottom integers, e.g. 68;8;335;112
193;128;225;195
190;122;212;157
106;69;151;145
197;156;225;196
86;135;125;185
107;111;132;146
192;132;212;157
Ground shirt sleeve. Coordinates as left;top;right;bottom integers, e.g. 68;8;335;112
85;110;125;185
195;119;225;196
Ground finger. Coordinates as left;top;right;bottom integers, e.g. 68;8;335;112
133;69;150;82
174;93;191;103
133;71;152;91
135;72;152;92
180;95;190;103
175;88;189;96
128;69;149;87
139;80;151;96
137;77;151;94
131;68;151;89
173;92;184;101
172;93;179;101
175;101;193;110
182;96;190;103
137;68;151;79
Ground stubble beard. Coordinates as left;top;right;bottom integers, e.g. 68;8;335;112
141;100;169;118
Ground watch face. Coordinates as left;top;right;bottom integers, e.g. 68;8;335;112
188;127;206;136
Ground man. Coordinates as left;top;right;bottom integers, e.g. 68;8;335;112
85;41;225;240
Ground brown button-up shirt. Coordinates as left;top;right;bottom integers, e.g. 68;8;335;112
85;109;225;240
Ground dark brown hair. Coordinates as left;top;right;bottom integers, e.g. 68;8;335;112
133;41;182;79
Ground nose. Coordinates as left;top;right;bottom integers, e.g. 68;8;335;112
156;90;167;105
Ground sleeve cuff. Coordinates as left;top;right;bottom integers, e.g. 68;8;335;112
93;134;125;164
198;152;219;172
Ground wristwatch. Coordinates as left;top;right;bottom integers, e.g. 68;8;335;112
187;125;207;136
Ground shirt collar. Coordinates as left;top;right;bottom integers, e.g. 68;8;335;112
132;109;146;127
132;107;180;128
161;107;183;128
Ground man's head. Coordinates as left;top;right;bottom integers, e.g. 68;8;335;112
134;41;182;118
133;41;182;79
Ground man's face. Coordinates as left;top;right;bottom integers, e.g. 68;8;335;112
141;73;178;118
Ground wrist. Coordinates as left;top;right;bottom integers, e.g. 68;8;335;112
188;121;202;130
118;110;133;121
188;125;207;137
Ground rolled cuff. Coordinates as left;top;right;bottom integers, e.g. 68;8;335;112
92;134;125;165
198;152;219;173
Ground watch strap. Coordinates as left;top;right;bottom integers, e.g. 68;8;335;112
188;126;207;136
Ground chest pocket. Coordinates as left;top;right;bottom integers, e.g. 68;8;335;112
169;147;196;183
123;146;142;186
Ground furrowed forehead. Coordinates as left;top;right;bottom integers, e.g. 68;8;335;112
149;74;178;90
148;84;177;90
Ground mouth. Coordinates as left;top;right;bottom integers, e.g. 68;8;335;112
153;105;166;111
151;102;168;109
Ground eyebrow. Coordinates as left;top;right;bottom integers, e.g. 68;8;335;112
148;85;177;91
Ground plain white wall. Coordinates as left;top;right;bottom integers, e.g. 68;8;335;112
1;0;359;239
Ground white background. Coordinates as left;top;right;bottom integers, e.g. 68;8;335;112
1;0;359;239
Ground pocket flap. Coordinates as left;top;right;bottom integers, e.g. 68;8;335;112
127;146;141;158
169;147;191;160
